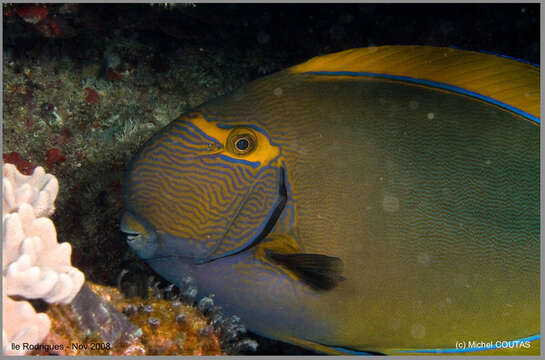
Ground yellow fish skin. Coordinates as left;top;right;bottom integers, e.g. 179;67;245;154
122;46;540;355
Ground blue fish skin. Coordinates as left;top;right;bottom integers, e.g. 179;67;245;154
143;245;337;345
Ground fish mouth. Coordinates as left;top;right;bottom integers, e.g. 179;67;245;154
121;225;140;239
120;211;158;259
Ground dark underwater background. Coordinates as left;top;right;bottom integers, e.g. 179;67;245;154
2;3;539;355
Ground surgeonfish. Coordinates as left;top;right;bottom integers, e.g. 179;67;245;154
121;46;539;355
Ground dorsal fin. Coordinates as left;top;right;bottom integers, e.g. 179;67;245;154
289;45;539;123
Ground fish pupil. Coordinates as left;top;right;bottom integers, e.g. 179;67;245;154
236;138;249;151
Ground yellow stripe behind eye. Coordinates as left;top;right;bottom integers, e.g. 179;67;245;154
188;113;280;167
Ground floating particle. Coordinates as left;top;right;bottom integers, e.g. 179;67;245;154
382;195;399;213
411;323;426;339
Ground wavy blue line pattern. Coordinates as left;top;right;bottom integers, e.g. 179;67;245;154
125;114;281;261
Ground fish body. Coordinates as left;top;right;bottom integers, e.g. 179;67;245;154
122;46;540;354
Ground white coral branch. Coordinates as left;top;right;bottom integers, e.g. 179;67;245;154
2;164;85;355
2;282;51;356
2;164;59;218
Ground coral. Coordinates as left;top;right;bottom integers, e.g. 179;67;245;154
45;148;67;169
14;4;49;24
2;281;51;356
84;87;100;104
35;18;73;38
80;281;224;355
3;151;36;175
110;280;224;355
2;3;252;288
2;164;58;219
105;68;124;81
16;272;254;355
28;284;145;356
116;273;257;355
2;164;85;355
10;4;76;38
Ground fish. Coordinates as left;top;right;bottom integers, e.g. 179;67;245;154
121;45;540;355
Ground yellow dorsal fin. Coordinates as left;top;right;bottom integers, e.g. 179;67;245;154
289;45;539;122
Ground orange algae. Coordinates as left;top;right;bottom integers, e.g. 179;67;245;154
30;303;145;356
87;282;224;355
28;282;223;355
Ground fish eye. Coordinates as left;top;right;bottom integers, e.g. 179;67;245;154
236;138;249;151
227;128;257;155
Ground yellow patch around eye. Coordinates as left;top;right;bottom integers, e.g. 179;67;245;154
188;113;280;167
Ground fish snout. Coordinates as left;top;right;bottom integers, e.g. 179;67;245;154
120;211;158;259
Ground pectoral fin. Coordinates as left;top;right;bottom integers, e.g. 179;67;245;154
253;233;345;291
265;249;345;291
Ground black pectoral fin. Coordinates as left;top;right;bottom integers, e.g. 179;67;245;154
266;250;346;291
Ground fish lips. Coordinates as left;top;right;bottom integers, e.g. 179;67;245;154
120;208;246;263
120;211;158;259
